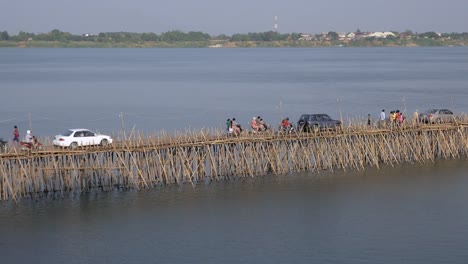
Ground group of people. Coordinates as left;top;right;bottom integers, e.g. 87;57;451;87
226;116;295;136
389;110;405;125
226;118;242;136
378;109;416;127
225;116;272;136
250;116;269;132
10;125;41;149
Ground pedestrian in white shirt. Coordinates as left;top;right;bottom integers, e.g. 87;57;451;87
380;109;386;128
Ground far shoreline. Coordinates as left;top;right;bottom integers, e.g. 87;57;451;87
0;40;467;48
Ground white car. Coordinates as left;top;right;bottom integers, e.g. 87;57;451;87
53;129;113;148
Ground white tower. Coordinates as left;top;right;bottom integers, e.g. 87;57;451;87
274;16;278;32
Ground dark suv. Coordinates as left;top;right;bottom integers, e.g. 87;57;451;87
297;114;342;132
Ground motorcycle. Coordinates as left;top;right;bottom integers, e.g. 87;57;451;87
251;123;271;134
20;136;43;151
278;124;296;134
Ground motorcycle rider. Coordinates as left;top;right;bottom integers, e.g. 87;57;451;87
21;130;41;149
231;118;242;136
24;130;33;143
20;130;34;149
32;136;41;149
251;117;262;132
259;118;269;131
280;117;294;133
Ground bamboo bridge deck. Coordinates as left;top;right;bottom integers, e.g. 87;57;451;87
1;123;467;202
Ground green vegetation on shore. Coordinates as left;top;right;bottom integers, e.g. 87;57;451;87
0;29;467;48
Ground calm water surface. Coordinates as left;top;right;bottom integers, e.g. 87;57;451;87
0;48;467;263
0;47;467;136
1;159;468;263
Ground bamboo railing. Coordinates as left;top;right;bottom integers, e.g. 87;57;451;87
1;122;467;202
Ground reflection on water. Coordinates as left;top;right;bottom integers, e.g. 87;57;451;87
1;158;467;263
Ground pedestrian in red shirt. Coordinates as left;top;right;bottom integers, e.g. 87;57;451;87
13;125;19;144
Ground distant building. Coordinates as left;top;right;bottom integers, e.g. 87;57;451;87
367;32;396;38
337;32;346;40
346;32;356;39
319;32;330;41
299;33;314;41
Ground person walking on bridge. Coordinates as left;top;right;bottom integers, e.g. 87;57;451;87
413;110;419;126
226;119;232;133
380;109;386;128
13;126;19;145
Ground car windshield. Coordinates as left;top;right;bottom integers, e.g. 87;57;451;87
312;115;332;121
61;130;73;136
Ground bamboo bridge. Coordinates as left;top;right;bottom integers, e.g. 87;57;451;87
1;123;467;202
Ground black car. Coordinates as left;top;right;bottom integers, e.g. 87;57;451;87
297;114;342;132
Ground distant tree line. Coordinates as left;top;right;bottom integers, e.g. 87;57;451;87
0;29;212;42
1;31;10;40
1;29;467;43
0;29;303;42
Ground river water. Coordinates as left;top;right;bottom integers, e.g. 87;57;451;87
0;48;467;136
0;48;468;263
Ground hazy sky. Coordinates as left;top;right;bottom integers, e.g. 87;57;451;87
2;0;467;35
